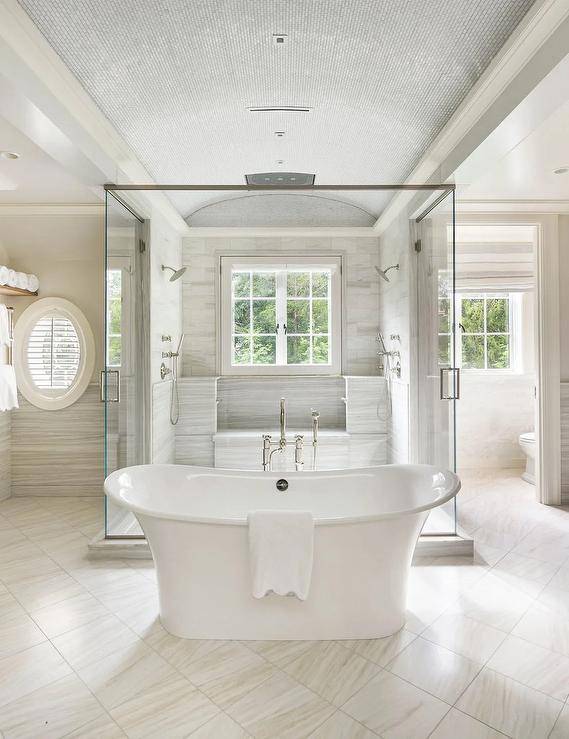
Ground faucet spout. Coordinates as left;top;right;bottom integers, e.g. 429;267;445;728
279;397;286;447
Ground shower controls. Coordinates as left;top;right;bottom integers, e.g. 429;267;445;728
276;479;289;492
161;335;172;342
160;362;171;380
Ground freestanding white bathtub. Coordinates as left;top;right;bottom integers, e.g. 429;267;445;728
105;464;460;640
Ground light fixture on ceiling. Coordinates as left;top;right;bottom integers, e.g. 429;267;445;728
275;131;285;138
272;34;288;45
276;160;285;165
245;172;316;186
0;151;20;160
553;166;569;175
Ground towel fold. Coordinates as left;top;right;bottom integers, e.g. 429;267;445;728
15;272;28;290
248;509;314;600
27;274;39;292
0;305;10;346
0;365;18;411
0;266;8;285
7;270;16;287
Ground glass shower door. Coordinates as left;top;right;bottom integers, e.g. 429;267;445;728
104;191;148;537
415;190;458;535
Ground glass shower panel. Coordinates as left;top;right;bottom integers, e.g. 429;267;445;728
416;190;457;535
104;192;147;537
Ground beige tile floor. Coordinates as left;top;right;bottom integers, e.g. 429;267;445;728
1;470;569;738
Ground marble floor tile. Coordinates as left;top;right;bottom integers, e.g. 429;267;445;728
446;572;534;632
308;710;378;738
191;648;277;710
29;591;110;639
0;591;26;623
422;613;507;663
344;629;417;666
110;675;219;739
244;639;319;667
0;673;105;739
8;569;86;611
387;635;482;704
61;713;126;738
0;642;72;708
342;669;450;739
144;623;225;671
550;703;569;739
457;667;562;739
189;712;250;738
51;612;140;670
77;640;178;711
284;641;380;707
487;634;569;701
0;612;46;659
227;673;335;739
512;604;569;657
429;708;508;738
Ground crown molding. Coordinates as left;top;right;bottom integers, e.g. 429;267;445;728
0;204;105;216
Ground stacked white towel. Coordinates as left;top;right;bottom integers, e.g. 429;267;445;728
0;265;39;292
0;365;18;411
248;509;314;600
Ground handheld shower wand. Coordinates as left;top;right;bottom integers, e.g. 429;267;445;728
169;333;185;425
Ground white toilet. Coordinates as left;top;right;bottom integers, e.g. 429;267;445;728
519;431;536;484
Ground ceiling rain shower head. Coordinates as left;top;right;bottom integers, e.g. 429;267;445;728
162;264;187;282
375;264;400;282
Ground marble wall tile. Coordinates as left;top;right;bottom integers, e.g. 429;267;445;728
11;385;104;497
561;383;569;503
457;374;535;470
0;410;10;501
152;381;174;464
216;377;345;431
175;436;214;467
345;377;387;434
176;378;217;435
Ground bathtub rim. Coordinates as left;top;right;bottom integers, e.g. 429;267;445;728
104;463;461;527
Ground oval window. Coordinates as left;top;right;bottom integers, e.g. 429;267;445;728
14;298;95;410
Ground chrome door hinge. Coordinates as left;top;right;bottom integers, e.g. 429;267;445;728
414;239;422;253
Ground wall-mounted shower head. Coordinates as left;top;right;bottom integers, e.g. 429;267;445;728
375;264;400;282
162;264;187;282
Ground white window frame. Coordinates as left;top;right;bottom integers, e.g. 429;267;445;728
454;292;521;373
14;297;95;410
220;255;342;376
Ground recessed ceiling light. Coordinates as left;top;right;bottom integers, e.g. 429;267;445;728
272;34;288;45
0;151;20;160
276;160;285;165
553;166;569;175
275;131;285;137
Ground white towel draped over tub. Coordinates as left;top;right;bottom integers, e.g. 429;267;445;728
248;510;314;601
0;365;18;411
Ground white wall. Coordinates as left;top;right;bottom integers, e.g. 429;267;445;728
0;214;104;377
181;235;381;377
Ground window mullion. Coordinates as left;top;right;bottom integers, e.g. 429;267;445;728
276;271;286;365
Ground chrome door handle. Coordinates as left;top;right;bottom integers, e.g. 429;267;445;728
440;367;460;400
100;369;121;402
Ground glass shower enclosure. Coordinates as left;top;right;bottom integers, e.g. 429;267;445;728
103;191;149;537
103;183;458;539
